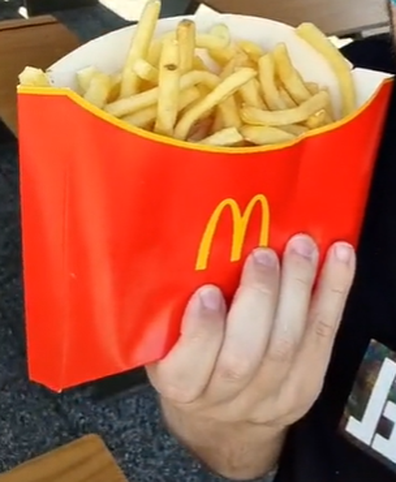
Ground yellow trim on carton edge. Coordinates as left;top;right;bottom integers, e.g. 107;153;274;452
17;78;394;155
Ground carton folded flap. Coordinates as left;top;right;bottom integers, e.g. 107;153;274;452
0;435;128;482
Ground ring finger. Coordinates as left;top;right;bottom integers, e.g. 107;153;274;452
203;248;280;403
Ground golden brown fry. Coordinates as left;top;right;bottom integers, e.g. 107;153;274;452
120;0;161;98
199;127;244;146
296;22;356;117
154;38;181;136
177;20;196;74
105;70;220;118
174;67;256;140
258;54;286;110
19;67;50;87
241;91;330;127
240;125;296;145
122;86;201;128
84;72;112;108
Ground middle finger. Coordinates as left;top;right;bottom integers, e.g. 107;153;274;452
253;235;319;397
204;247;280;403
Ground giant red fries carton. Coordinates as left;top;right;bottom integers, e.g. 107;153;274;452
17;14;393;391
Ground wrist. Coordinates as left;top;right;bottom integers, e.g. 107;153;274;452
161;400;286;480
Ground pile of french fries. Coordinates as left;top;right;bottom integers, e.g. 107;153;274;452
19;0;356;148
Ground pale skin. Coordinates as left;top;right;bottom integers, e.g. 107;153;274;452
146;235;356;479
146;5;396;478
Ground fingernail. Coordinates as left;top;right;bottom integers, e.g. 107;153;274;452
333;242;353;263
198;286;223;311
253;248;277;267
289;234;317;260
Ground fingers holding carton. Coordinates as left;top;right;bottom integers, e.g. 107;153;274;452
18;0;356;148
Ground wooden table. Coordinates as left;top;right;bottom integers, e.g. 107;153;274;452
191;0;388;35
0;16;80;134
0;435;128;482
23;0;98;16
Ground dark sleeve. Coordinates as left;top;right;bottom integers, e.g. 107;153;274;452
341;34;396;74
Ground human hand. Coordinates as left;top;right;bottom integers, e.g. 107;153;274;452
146;235;356;480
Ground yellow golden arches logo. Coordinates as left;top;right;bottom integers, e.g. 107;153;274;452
195;194;270;271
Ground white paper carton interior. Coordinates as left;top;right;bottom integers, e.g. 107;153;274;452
48;14;392;120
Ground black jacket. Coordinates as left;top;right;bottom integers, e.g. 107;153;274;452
278;35;396;482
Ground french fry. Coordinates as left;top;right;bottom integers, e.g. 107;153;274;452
163;30;230;51
305;109;328;129
281;124;309;136
240;125;296;145
122;86;201;129
19;67;50;87
237;40;265;63
216;59;242;129
108;73;122;102
205;24;234;66
278;85;297;108
296;22;356;117
177;19;196;74
147;39;162;67
120;0;161;98
273;43;311;105
306;83;334;122
76;66;100;94
132;59;159;84
83;72;112;108
188;117;214;141
193;55;207;71
21;9;359;149
241;91;330;127
105;70;220;118
154;38;181;136
239;78;266;109
199;127;244;146
175;67;256;140
208;48;234;67
210;24;231;43
258;54;286;110
306;82;319;95
211;109;224;134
